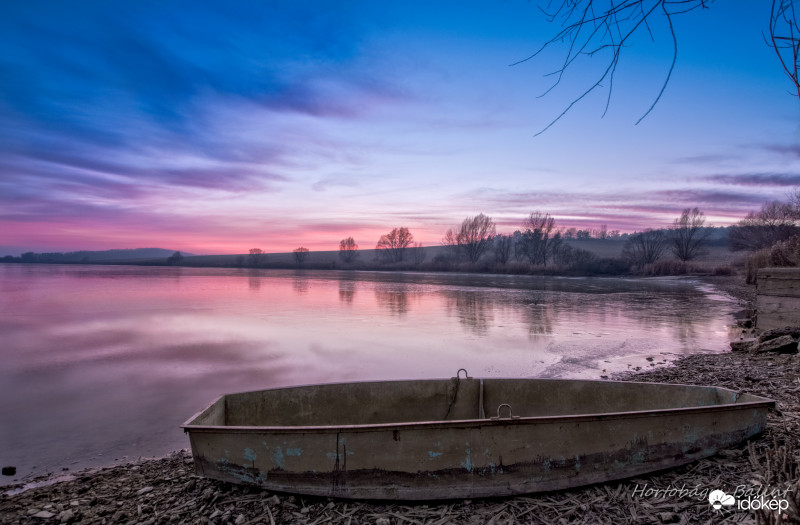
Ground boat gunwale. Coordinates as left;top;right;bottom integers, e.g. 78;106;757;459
181;378;774;434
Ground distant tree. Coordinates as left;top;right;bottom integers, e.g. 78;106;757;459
248;248;265;267
442;213;497;263
548;231;564;262
293;247;309;264
594;224;608;239
167;251;184;265
411;242;426;265
729;201;800;251
20;252;35;263
552;242;574;266
623;229;667;268
338;237;359;263
517;212;559;266
563;227;577;240
670;207;711;261
575;229;591;240
376;227;414;263
494;234;513;264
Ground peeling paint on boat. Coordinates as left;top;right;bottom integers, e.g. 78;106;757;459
182;375;774;500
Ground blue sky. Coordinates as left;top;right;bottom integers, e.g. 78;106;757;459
1;0;798;255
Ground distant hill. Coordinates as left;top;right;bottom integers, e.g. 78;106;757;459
6;248;193;263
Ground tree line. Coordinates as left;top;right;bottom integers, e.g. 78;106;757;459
236;194;800;277
6;194;799;278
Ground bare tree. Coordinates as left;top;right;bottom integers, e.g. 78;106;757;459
248;247;265;267
411;242;426;265
670;207;711;261
293;247;309;264
376;227;414;263
167;251;183;265
623;229;668;267
729;200;800;251
443;213;497;263
494;234;513;264
339;237;359;263
770;0;800;99
519;1;799;134
517;212;559;265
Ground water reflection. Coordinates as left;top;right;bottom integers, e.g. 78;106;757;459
248;271;262;291
521;302;555;336
374;284;421;316
292;273;310;294
0;265;738;487
339;281;355;304
442;291;495;335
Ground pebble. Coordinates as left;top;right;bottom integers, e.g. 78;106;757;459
136;485;154;496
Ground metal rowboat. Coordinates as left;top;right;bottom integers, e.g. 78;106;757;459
182;370;773;499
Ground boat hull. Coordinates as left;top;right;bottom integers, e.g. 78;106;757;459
182;378;772;499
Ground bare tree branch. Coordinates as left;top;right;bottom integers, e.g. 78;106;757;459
769;0;800;99
513;0;717;134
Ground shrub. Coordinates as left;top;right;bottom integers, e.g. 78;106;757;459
711;265;734;276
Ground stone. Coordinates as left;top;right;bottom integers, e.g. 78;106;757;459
136;486;154;496
758;326;800;343
1;466;16;476
58;509;74;523
751;334;799;354
235;513;246;525
32;510;56;519
730;338;756;352
201;487;216;502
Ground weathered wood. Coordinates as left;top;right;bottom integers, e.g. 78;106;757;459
757;268;800;297
756;268;800;330
756;295;800;331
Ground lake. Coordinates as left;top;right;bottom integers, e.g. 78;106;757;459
0;264;738;486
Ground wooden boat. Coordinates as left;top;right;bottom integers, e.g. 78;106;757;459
182;370;774;500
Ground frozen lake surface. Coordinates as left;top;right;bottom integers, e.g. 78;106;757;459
0;264;738;485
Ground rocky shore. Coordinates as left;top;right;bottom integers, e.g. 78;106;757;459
2;277;799;524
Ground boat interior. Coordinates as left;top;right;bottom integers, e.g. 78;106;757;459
186;371;767;428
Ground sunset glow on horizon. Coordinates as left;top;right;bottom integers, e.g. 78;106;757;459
1;1;799;256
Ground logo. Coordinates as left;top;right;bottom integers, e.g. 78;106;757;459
632;483;791;514
708;490;735;510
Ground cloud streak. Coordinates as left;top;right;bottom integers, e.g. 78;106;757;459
702;172;800;187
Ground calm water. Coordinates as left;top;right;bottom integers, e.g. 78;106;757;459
0;264;737;485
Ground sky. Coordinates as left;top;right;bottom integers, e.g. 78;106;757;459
1;0;799;256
